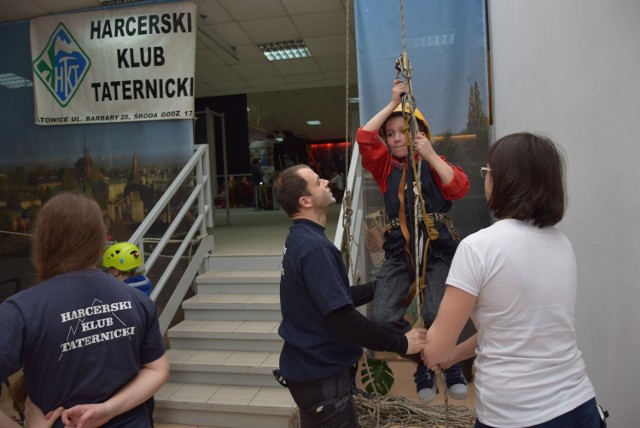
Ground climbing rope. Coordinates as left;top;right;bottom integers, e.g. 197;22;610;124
353;392;476;428
397;1;452;424
395;2;438;316
344;0;351;164
0;230;32;237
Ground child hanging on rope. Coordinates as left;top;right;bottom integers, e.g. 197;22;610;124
356;78;470;404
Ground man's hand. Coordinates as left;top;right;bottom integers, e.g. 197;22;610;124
404;328;427;354
24;398;63;428
61;403;112;428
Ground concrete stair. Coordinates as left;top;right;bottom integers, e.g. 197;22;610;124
154;255;296;428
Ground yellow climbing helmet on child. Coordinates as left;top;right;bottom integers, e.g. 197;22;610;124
103;242;143;272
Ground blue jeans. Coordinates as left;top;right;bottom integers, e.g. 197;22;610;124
475;398;602;428
369;252;411;335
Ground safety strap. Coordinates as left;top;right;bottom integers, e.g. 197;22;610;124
400;114;438;310
397;163;429;308
397;164;411;246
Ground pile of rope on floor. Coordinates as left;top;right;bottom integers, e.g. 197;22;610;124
288;389;476;428
353;391;476;427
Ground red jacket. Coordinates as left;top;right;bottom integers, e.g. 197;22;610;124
356;128;469;199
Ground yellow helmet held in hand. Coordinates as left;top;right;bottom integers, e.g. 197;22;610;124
103;242;143;272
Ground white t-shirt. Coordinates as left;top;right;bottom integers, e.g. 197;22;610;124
447;219;595;427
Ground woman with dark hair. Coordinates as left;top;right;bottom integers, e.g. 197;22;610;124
421;133;603;427
0;192;169;428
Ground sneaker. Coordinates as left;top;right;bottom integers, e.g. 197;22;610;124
443;363;468;400
414;362;436;404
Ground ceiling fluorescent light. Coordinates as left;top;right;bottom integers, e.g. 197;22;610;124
258;39;311;61
0;73;33;89
306;120;321;126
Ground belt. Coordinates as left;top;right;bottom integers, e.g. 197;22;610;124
387;217;401;229
387;213;448;229
428;212;447;222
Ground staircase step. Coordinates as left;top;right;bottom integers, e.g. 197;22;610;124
168;320;283;352
156;259;294;427
155;382;295;428
166;348;280;387
182;294;281;321
196;270;280;295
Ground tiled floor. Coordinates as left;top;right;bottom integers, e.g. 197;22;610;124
0;206;475;427
152;363;474;428
151;360;475;428
210;205;340;256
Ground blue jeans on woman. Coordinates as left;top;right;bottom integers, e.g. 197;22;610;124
475;397;602;428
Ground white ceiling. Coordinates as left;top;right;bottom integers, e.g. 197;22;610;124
0;0;359;141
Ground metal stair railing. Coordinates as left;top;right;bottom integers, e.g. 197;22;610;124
128;144;214;334
128;142;365;334
333;145;366;284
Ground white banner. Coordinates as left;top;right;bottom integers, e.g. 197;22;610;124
30;2;196;126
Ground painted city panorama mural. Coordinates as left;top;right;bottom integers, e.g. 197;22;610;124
0;3;196;290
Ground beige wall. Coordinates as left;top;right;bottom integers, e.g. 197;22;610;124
488;0;640;424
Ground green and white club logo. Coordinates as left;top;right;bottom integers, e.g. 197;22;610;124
33;23;91;107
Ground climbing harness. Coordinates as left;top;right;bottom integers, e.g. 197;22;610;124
395;0;438;318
